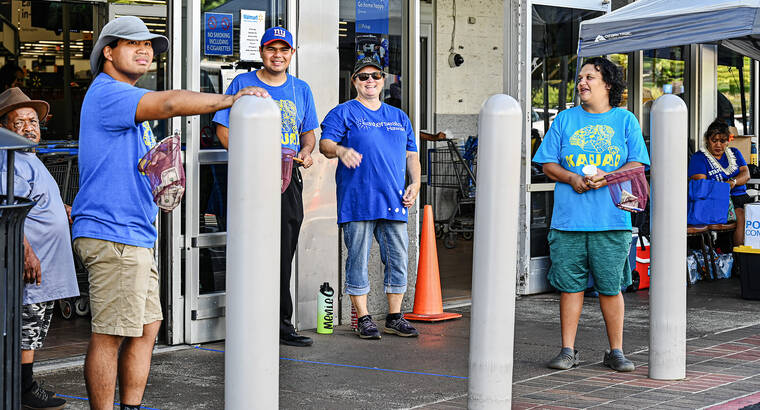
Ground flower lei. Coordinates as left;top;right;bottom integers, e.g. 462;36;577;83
699;147;738;179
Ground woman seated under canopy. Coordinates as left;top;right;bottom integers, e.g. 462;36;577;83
688;118;752;245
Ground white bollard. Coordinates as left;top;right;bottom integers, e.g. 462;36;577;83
649;94;688;380
468;94;522;408
225;95;282;409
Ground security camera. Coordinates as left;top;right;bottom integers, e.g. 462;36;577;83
448;52;464;68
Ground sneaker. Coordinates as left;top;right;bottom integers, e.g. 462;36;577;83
384;314;419;337
547;347;580;370
603;349;635;372
22;381;66;410
357;315;381;339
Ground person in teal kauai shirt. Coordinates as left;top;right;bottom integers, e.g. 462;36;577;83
533;57;650;373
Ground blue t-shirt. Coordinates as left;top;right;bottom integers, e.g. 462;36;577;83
212;71;319;153
72;73;158;248
320;100;417;224
533;106;651;231
1;152;79;304
688;148;747;196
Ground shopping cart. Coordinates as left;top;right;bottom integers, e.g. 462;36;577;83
38;152;79;206
427;137;477;249
38;149;90;319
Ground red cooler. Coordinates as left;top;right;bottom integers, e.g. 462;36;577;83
635;236;650;290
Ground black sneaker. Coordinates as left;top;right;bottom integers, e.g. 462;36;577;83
603;349;635;372
384;314;419;337
357;315;381;339
22;381;66;410
547;348;580;370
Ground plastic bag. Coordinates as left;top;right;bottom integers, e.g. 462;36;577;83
714;253;733;279
727;196;737;222
281;148;296;194
687;252;700;285
603;165;649;213
688;247;733;282
138;133;185;212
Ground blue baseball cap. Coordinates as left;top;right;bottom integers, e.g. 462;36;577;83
261;26;294;48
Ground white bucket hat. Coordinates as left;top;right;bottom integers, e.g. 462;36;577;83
90;16;169;75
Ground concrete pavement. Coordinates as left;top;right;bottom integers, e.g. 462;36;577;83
36;277;760;409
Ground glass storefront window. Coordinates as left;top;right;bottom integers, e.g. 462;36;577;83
198;162;228;294
530;5;603;148
199;0;287;149
642;47;687;104
608;54;629;107
717;47;753;136
191;1;286;296
529;4;606;260
0;1;173;142
3;1;99;141
338;0;404;108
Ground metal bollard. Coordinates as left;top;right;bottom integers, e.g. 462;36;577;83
649;94;688;380
225;95;281;409
468;94;522;408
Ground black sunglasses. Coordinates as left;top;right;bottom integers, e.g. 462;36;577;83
354;71;385;81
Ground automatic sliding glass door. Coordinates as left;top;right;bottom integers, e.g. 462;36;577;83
181;0;287;344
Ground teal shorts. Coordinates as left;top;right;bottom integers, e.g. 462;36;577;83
547;229;632;296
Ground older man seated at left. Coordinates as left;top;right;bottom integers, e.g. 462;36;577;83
0;87;79;410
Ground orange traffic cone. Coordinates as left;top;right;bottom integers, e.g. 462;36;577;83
405;205;462;322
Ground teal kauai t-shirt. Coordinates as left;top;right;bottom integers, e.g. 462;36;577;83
533;106;650;231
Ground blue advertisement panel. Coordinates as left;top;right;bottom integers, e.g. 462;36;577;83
204;12;233;56
356;0;389;34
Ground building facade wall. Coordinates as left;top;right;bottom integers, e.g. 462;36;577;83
434;0;504;137
294;0;341;331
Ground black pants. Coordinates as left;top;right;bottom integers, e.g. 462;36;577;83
280;167;303;335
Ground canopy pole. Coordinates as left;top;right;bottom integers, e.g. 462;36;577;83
574;23;584;107
739;61;748;133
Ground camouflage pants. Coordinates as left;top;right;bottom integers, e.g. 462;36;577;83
21;301;55;350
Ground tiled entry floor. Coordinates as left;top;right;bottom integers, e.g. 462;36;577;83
509;332;760;409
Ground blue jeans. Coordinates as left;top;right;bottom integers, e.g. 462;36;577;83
342;220;409;295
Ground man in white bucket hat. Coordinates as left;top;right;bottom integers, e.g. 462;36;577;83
72;16;268;410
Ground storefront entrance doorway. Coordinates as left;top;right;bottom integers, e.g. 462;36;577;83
171;0;288;345
4;0;171;361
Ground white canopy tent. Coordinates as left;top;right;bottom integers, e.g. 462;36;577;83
578;0;760;60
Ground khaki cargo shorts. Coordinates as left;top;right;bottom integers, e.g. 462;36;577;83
74;237;163;337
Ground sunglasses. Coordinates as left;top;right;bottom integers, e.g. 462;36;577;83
354;71;385;81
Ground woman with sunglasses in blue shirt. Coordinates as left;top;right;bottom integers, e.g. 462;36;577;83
320;57;421;340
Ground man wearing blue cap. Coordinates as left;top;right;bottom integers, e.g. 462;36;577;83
72;16;268;410
214;26;318;348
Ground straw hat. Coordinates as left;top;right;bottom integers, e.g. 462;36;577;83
0;87;49;121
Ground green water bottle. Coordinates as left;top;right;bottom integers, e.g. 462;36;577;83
317;282;334;334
